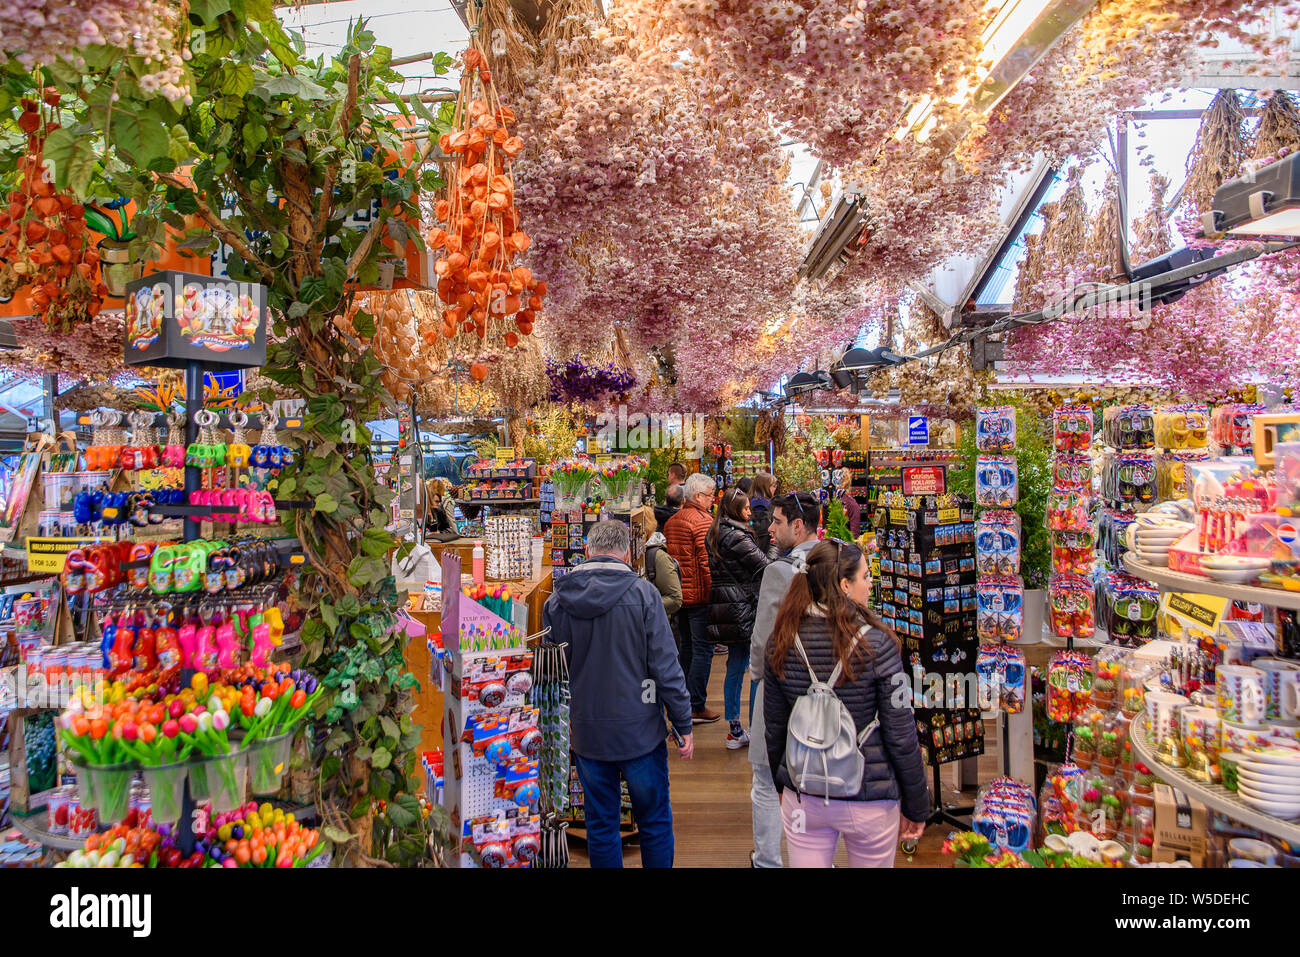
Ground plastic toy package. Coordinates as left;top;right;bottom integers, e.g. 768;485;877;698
1052;405;1093;453
1155;404;1209;450
1156;449;1209;501
976;576;1024;642
1100;575;1160;648
1096;508;1136;568
975;454;1019;508
975;509;1021;577
1100;452;1156;507
976;406;1017;452
1211;402;1266;450
1102;405;1155;450
1048;573;1095;639
973;777;1037;853
976;644;1027;713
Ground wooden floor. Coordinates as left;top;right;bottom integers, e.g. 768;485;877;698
569;653;1000;868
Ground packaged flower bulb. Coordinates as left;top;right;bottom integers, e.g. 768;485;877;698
1053;405;1093;453
1100;452;1156;507
1046;650;1093;722
1047;484;1090;532
976;646;1002;710
1048;574;1094;639
1052;453;1092;489
1001;648;1026;714
976;455;1018;508
976;406;1017;452
1050;529;1093;575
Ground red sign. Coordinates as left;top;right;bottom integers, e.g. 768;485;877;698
902;466;945;495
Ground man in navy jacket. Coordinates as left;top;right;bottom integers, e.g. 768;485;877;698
543;519;694;867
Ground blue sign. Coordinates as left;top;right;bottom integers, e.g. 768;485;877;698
908;416;929;446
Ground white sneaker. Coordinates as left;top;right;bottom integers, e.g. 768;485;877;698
726;727;750;749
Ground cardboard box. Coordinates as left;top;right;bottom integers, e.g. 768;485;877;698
1153;783;1208;866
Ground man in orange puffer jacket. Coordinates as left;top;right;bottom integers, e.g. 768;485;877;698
664;473;720;723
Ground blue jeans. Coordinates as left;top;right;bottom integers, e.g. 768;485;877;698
723;644;747;723
749;678;758;726
574;740;674;868
683;605;712;712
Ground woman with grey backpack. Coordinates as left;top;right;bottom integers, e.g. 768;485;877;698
763;539;929;867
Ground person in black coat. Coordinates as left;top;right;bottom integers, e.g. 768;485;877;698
747;471;777;558
706;487;771;748
763;539;929;867
653;482;684;533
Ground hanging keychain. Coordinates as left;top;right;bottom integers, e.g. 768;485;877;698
227;409;252;467
253;407;281;468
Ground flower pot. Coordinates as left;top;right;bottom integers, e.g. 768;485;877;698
1098;757;1117;775
140;761;190;824
78;758;136;823
189;749;248;813
1091;691;1115;710
97;239;145;298
247;730;295;796
1074;751;1094;770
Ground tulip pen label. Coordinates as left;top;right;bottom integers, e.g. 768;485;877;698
26;536;103;573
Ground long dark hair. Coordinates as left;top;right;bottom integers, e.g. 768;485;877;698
707;486;749;554
768;539;896;683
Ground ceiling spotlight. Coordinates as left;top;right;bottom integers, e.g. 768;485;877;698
785;370;832;398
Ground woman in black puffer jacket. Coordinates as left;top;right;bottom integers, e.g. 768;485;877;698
764;539;929;867
706;488;771;748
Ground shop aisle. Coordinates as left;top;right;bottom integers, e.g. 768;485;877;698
569;665;998;868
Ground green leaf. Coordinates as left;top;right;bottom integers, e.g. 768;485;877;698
314;492;339;514
385;799;416;828
371;746;392;771
41;128;98;199
190;0;232;23
108;113;171;169
221;63;257;97
323;825;356;844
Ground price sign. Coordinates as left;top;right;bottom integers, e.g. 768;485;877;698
26;536;102;573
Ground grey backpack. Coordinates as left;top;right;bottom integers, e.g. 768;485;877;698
784;626;878;803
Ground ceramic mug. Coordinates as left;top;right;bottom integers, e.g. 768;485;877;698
1267;719;1300;743
1180;706;1221;753
1228;838;1278;866
1253;658;1300;720
1276;670;1300;721
1222;719;1271;753
1217;664;1267;727
1146;691;1189;744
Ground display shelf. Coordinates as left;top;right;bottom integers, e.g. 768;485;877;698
1130;725;1300;845
8;811;88;851
456;498;540;507
1122;555;1300;611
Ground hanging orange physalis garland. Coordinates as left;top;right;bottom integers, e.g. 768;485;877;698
426;42;545;355
0;91;108;331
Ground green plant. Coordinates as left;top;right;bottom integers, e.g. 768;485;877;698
3;10;456;866
1073;726;1095;753
1099;731;1121;758
827;498;851;541
521;404;583;468
715;407;758;451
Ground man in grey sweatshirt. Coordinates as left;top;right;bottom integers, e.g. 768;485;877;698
748;491;821;868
